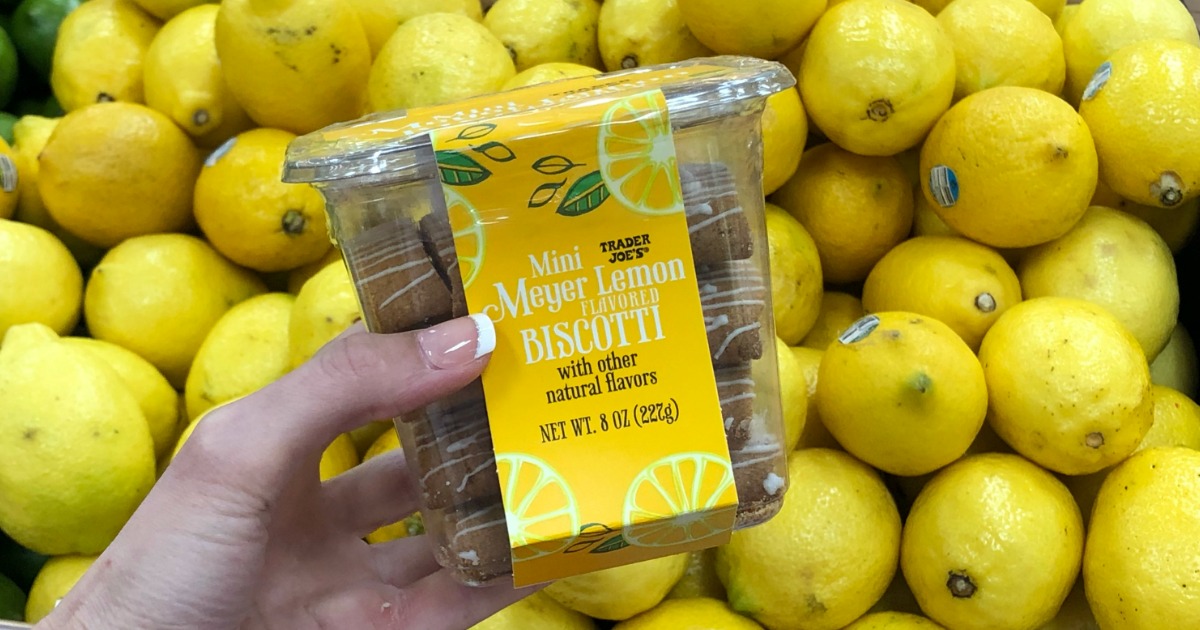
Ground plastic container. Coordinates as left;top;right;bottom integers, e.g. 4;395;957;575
283;56;794;587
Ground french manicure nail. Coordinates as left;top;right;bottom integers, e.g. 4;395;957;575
416;314;495;369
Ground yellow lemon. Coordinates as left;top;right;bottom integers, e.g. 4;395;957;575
760;87;808;196
1151;324;1199;399
862;235;1023;351
1061;0;1199;106
901;453;1083;630
50;0;159;112
666;547;725;600
764;203;822;344
194;128;331;273
775;336;808;451
84;234;267;388
920;86;1097;249
909;0;1065;19
349;419;392;458
910;191;957;238
545;553;689;621
677;0;825;59
485;0;601;72
38;102;202;248
817;312;988;476
978;296;1152;475
1037;579;1097;630
1084;447;1200;629
717;448;901;630
286;246;343;295
345;0;482;58
1052;3;1076;36
1120;197;1200;254
318;433;359;481
472;591;597;630
800;292;864;351
288;261;362;368
614;597;762;629
215;0;371;134
129;0;206;20
1019;206;1178;361
845;612;946;630
0;324;156;555
597;0;713;71
772;142;913;283
23;555;97;624
789;346;841;451
368;12;515;111
361;427;424;544
0;219;82;337
143;4;254;148
937;0;1065;100
502;62;600;90
62;337;179;461
1078;39;1200;209
0;139;17;220
800;0;955;157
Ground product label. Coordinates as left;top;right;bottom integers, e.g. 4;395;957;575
432;88;737;586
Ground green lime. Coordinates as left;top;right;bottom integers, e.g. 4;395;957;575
0;531;48;593
0;572;24;622
9;0;83;80
0;112;17;144
0;27;17;109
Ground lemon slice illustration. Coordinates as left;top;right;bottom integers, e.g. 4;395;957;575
598;92;684;216
622;452;738;547
444;187;485;289
496;453;580;562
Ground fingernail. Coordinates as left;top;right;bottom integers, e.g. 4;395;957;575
416;314;495;369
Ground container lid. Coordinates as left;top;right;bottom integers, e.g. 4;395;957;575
282;55;795;186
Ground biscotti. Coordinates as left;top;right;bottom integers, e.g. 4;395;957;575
342;217;453;334
698;260;766;367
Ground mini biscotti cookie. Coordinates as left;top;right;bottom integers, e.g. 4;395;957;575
680;162;753;265
343;217;453;333
716;363;755;450
419;211;468;318
441;500;512;584
729;434;787;527
698;259;766;366
411;383;501;510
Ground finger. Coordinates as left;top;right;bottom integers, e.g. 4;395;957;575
393;568;542;629
321;446;422;538
369;535;444;586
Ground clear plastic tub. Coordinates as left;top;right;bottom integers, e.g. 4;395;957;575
283;56;794;586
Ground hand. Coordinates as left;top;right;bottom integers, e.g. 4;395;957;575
37;315;534;630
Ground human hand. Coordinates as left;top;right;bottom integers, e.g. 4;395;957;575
35;315;534;630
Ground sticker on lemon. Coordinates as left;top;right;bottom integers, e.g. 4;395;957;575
445;188;485;289
497;453;579;561
599;92;683;216
622;452;737;548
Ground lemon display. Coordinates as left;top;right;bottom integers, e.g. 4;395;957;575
288;261;361;368
1019;206;1178;361
845;612;945;630
759;87;807;196
472;591;596;630
614;597;762;629
37;102;202;248
597;0;713;72
368;13;514;112
598;92;683;216
666;547;725;600
789;346;841;451
1151;324;1199;399
773;142;913;283
214;0;371;134
677;0;824;59
774;336;807;451
818;312;988;476
901;453;1083;630
936;0;1065;100
764;203;822;345
862;236;1023;351
909;0;1065;19
800;292;863;351
502;62;600;90
799;0;955;157
485;0;601;72
49;0;159;112
22;554;96;624
1060;0;1200;106
1084;447;1200;629
920;86;1097;249
0;219;81;337
1078;39;1200;209
545;553;689;621
345;0;482;58
978;297;1152;475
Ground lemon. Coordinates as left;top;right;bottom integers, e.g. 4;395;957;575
1037;579;1097;630
0;219;81;337
23;554;97;624
1060;0;1200;106
1151;324;1199;399
62;337;179;461
194;128;331;273
85;234;266;388
545;553;689;621
789;346;841;451
129;0;205;20
288;261;362;368
818;312;988;476
367;12;515;112
1052;4;1076;36
596;0;713;72
38;102;202;248
937;0;1065;100
0;324;156;555
773;142;914;283
0;139;17;220
1120;197;1200;254
978;297;1152;475
485;0;601;72
472;591;596;630
1019;206;1178;361
345;0;482;58
920;86;1097;249
902;453;1083;630
677;0;824;59
845;612;946;630
502;62;600;90
909;0;1065;19
760;87;808;197
862;236;1023;351
775;336;808;451
143;4;254;148
800;0;955;157
614;597;761;629
215;0;371;134
764;203;822;345
1084;447;1200;629
360;427;423;544
666;547;725;600
1078;39;1200;209
718;448;900;630
318;433;359;481
800;292;864;351
349;418;392;457
286;246;343;295
910;191;957;238
50;0;159;112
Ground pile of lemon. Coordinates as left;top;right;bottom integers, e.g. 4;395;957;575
2;0;1200;627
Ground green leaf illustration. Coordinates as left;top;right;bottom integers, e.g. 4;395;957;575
557;170;609;216
473;141;516;162
528;179;567;208
436;149;491;186
590;534;630;554
532;155;584;175
454;123;496;141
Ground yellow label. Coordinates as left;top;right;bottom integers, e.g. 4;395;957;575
433;89;737;586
